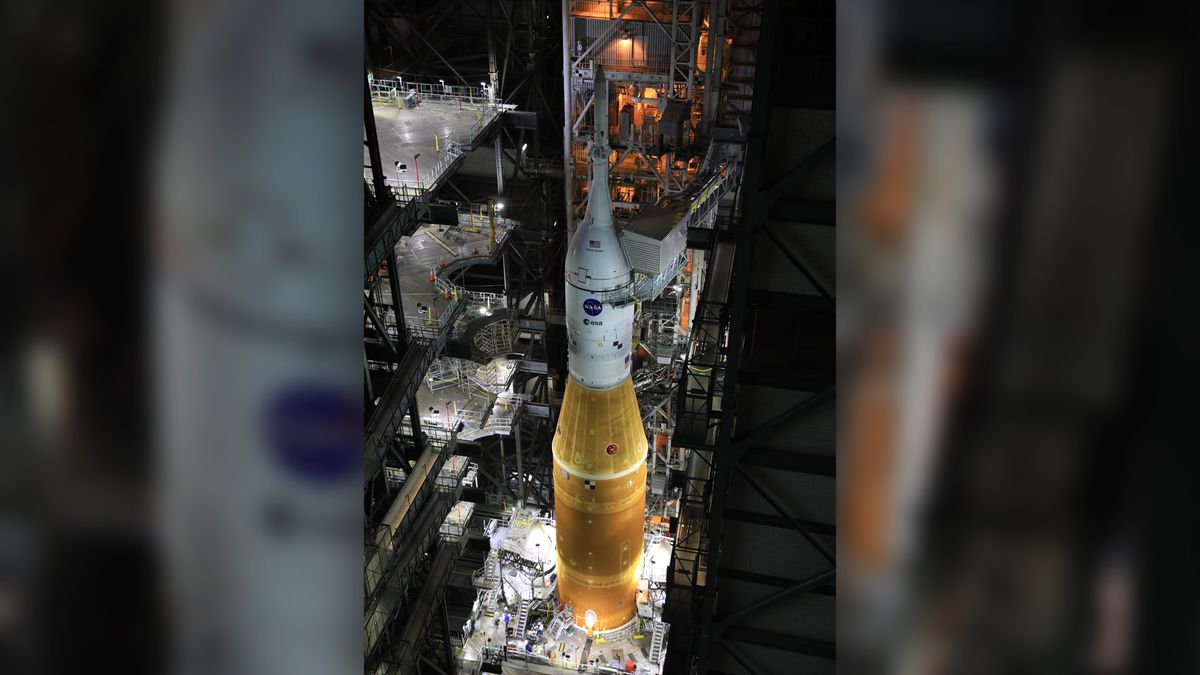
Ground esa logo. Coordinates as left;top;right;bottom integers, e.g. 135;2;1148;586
583;298;603;316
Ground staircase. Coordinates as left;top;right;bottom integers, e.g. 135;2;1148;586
547;605;574;640
472;552;499;589
649;621;668;665
514;598;533;636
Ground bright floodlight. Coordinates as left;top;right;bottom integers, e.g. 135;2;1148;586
521;143;528;152
584;610;597;629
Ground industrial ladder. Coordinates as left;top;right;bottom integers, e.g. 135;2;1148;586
514;598;533;636
649;621;668;665
472;552;499;589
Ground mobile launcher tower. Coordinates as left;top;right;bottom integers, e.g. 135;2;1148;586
553;64;649;637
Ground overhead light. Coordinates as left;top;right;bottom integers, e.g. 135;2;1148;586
620;30;631;42
496;203;504;210
521;143;528;152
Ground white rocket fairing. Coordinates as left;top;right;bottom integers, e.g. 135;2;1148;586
552;65;648;633
564;67;636;386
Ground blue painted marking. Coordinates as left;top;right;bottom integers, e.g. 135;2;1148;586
265;383;360;484
583;298;603;316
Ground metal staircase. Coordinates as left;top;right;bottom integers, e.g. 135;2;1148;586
472;551;499;589
649;620;668;665
547;605;574;640
514;598;533;637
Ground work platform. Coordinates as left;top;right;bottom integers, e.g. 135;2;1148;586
376;211;534;443
369;104;491;190
388;213;515;339
368;79;514;198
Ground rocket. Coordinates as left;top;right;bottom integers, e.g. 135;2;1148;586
552;65;648;633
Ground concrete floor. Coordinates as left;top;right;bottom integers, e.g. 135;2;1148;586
370;100;499;190
390;215;513;334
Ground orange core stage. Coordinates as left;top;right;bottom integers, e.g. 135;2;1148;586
552;376;648;631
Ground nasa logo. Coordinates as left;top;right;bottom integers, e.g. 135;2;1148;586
606;443;619;456
266;383;359;485
583;298;603;316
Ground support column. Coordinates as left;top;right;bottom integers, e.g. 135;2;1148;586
686;1;700;101
515;424;525;504
502;249;512;308
387;249;408;346
440;597;455;669
495;134;505;195
498;436;507;506
364;75;388;215
407;400;423;465
364;349;375;408
487;0;499;101
561;0;574;234
702;0;727;132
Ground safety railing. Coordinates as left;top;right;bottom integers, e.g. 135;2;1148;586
435;455;472;493
632;252;688;302
590;53;670;75
458;393;528;441
367;81;515;206
426;355;506;395
671;159;740;235
569;0;679;21
425;358;459;392
401;294;463;343
370;78;515;112
578;252;686;308
465;359;503;393
383;135;465;202
546;605;574;640
473;319;519;356
383;465;407;490
434;274;507;310
471;551;500;589
503;647;639;675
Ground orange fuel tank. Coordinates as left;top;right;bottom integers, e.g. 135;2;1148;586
552;376;647;631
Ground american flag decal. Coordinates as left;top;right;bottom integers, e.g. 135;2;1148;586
589;239;601;247
584;479;597;490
